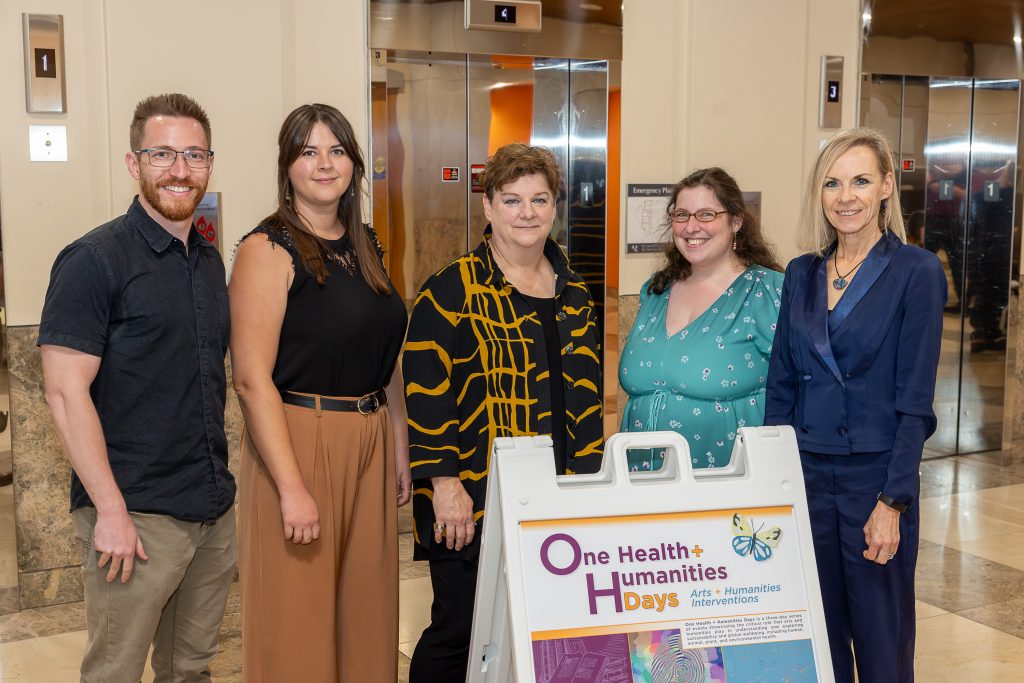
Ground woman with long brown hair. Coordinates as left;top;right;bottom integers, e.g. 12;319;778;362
618;167;784;470
230;103;409;681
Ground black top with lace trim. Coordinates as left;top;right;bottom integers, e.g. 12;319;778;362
241;222;407;396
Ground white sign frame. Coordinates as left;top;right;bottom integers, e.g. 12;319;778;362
468;427;834;682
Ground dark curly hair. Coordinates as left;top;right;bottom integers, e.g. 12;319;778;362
648;167;783;294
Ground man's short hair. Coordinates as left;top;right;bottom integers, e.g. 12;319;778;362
129;93;211;151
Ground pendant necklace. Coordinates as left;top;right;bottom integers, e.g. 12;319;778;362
832;253;867;290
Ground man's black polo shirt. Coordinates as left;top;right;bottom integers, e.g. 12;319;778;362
38;197;235;522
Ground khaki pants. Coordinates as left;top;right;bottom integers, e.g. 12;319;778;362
73;506;237;683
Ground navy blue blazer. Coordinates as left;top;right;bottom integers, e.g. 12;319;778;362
765;231;947;507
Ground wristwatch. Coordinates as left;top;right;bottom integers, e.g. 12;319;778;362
877;491;909;514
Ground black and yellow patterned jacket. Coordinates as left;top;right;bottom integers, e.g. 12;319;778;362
404;226;604;561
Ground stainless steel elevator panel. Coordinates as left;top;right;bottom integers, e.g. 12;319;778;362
862;75;1022;456
372;49;609;346
899;77;931;246
530;58;571;247
923;78;973;456
860;74;903;155
962;80;1019;453
565;60;609;331
370;0;617;364
370;54;470;303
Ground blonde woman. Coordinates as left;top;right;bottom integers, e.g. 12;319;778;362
765;128;946;683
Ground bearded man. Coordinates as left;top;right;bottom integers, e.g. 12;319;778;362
38;93;236;682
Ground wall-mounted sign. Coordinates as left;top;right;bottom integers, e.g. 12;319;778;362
22;14;66;113
442;166;461;183
902;159;916;172
625;184;674;254
192;192;222;252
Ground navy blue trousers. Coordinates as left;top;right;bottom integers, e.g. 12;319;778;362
801;450;919;683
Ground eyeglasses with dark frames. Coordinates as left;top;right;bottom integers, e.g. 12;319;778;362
134;147;214;169
670;209;729;223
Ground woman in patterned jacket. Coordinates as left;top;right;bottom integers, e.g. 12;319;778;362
404;143;604;682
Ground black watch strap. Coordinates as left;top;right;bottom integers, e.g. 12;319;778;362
877;491;909;514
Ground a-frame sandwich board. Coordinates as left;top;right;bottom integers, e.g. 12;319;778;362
467;427;834;682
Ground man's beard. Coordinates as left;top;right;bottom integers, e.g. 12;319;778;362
139;173;207;222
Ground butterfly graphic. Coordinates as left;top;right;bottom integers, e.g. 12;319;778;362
731;512;782;562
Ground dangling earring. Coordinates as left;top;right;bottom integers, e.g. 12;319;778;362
732;236;738;251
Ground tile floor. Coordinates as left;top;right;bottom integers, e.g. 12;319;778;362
2;456;1024;681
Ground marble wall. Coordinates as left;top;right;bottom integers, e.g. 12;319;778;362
6;326;243;611
616;294;639;419
1012;289;1024;454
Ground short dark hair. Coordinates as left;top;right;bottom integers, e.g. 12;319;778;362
129;93;211;151
479;143;560;199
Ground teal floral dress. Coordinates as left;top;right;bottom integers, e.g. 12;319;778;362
619;266;784;469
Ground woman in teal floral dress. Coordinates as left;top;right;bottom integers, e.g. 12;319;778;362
619;167;784;469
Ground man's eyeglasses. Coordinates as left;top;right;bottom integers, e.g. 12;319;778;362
670;209;728;223
135;147;214;169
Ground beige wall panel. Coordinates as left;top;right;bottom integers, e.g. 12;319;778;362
103;0;284;266
0;1;111;327
282;0;369;156
618;0;690;295
618;0;862;295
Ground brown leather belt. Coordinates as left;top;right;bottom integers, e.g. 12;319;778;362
281;389;387;415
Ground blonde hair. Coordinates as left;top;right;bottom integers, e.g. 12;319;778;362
799;128;906;255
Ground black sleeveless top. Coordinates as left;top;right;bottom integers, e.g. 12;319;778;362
243;222;408;397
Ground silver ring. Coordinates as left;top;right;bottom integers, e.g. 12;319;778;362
887;553;894;560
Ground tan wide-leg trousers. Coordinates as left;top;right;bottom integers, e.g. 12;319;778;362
238;397;398;682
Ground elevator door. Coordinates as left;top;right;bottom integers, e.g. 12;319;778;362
369;51;608;341
861;75;1021;456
